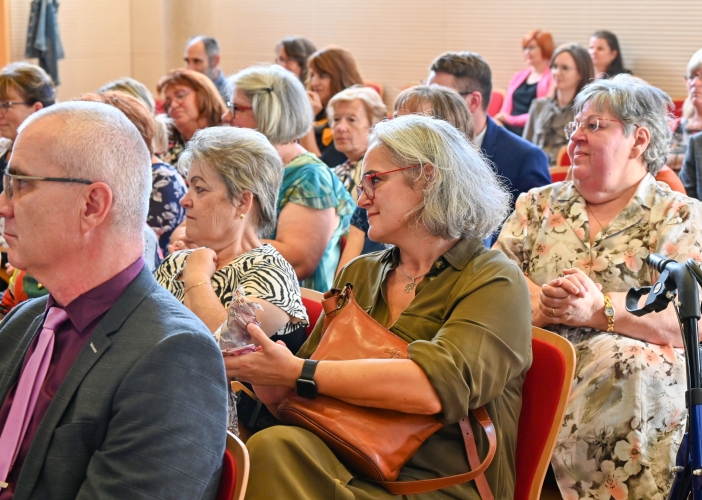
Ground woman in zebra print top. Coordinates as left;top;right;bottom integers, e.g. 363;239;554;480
154;127;308;350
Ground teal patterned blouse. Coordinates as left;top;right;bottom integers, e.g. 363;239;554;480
270;152;354;292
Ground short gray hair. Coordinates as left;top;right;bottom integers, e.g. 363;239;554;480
178;127;283;237
188;35;220;61
573;74;673;175
327;85;387;126
229;65;312;144
99;77;156;114
18;101;151;237
367;114;509;240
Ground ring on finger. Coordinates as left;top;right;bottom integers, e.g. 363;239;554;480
550;308;556;317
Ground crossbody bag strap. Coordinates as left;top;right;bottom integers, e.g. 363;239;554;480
377;407;496;497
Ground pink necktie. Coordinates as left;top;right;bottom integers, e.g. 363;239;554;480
0;307;68;489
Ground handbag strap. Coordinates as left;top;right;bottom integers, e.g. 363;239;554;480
377;406;496;497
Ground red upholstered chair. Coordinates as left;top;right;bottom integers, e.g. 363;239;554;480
655;165;686;194
301;287;324;337
487;89;505;117
514;327;575;500
556;145;571;167
216;431;250;500
549;166;570;183
672;98;685;119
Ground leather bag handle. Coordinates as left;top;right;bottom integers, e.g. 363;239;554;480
377;407;496;497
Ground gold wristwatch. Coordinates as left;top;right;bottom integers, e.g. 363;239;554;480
603;293;615;333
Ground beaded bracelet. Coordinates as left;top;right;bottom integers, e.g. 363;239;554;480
184;280;210;295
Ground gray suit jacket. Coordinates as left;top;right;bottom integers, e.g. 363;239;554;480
0;267;228;500
680;131;702;200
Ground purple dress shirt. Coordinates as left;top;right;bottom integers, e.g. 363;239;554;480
0;257;144;499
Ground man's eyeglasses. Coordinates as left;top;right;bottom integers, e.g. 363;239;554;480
0;101;29;113
2;172;93;200
226;101;254;117
564;116;636;141
686;73;702;84
357;165;420;201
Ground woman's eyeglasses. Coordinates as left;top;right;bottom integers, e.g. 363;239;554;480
564;116;637;140
226;101;254;117
0;101;29;114
357;165;420;201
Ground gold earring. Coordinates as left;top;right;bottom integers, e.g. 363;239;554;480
238;213;245;219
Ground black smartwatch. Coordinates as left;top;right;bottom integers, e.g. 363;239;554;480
296;359;319;399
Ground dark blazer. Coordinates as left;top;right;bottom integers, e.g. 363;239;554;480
0;267;228;500
680;131;702;200
481;116;551;213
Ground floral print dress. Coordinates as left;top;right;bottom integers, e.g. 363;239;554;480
496;174;702;500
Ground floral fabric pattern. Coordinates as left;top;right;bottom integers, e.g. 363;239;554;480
496;174;702;499
148;162;187;255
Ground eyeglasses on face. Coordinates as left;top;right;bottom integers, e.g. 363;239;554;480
164;89;193;111
0;101;30;113
356;164;420;201
686;72;702;84
563;116;637;141
226;101;254;117
2;172;93;200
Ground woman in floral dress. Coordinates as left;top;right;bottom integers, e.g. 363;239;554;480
497;75;702;499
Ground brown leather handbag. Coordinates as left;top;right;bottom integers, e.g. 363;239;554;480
277;284;497;497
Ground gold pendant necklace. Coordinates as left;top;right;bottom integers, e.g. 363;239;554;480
397;264;430;293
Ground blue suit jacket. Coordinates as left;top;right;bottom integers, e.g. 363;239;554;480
0;267;228;500
481;116;550;245
481;116;551;213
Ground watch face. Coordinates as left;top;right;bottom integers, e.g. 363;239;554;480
605;306;615;316
296;379;317;399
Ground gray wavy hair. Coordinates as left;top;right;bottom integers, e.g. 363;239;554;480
573;74;673;175
178;127;283;237
367;114;509;240
229;64;312;144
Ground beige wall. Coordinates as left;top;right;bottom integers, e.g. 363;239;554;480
7;0;702;105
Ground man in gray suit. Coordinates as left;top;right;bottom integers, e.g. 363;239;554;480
680;131;702;200
0;102;228;499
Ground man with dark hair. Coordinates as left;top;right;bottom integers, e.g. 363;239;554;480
428;51;550;243
184;35;228;101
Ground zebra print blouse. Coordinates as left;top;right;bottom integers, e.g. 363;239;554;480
155;244;308;336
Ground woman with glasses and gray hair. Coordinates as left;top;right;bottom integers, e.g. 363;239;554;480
226;114;532;499
496;74;702;498
223;64;354;293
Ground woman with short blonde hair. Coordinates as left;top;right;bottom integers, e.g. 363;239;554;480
224;65;354;293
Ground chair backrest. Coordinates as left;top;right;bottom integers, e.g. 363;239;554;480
549;166;570;183
514;327;575;500
487;89;505;117
301;287;324;337
672;98;685;119
655;165;686;194
216;449;236;500
556;145;571;167
229;431;250;500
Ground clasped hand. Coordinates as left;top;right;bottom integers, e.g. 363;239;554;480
537;268;605;328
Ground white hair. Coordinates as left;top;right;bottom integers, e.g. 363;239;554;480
18;101;151;236
229;64;313;144
367;114;510;240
